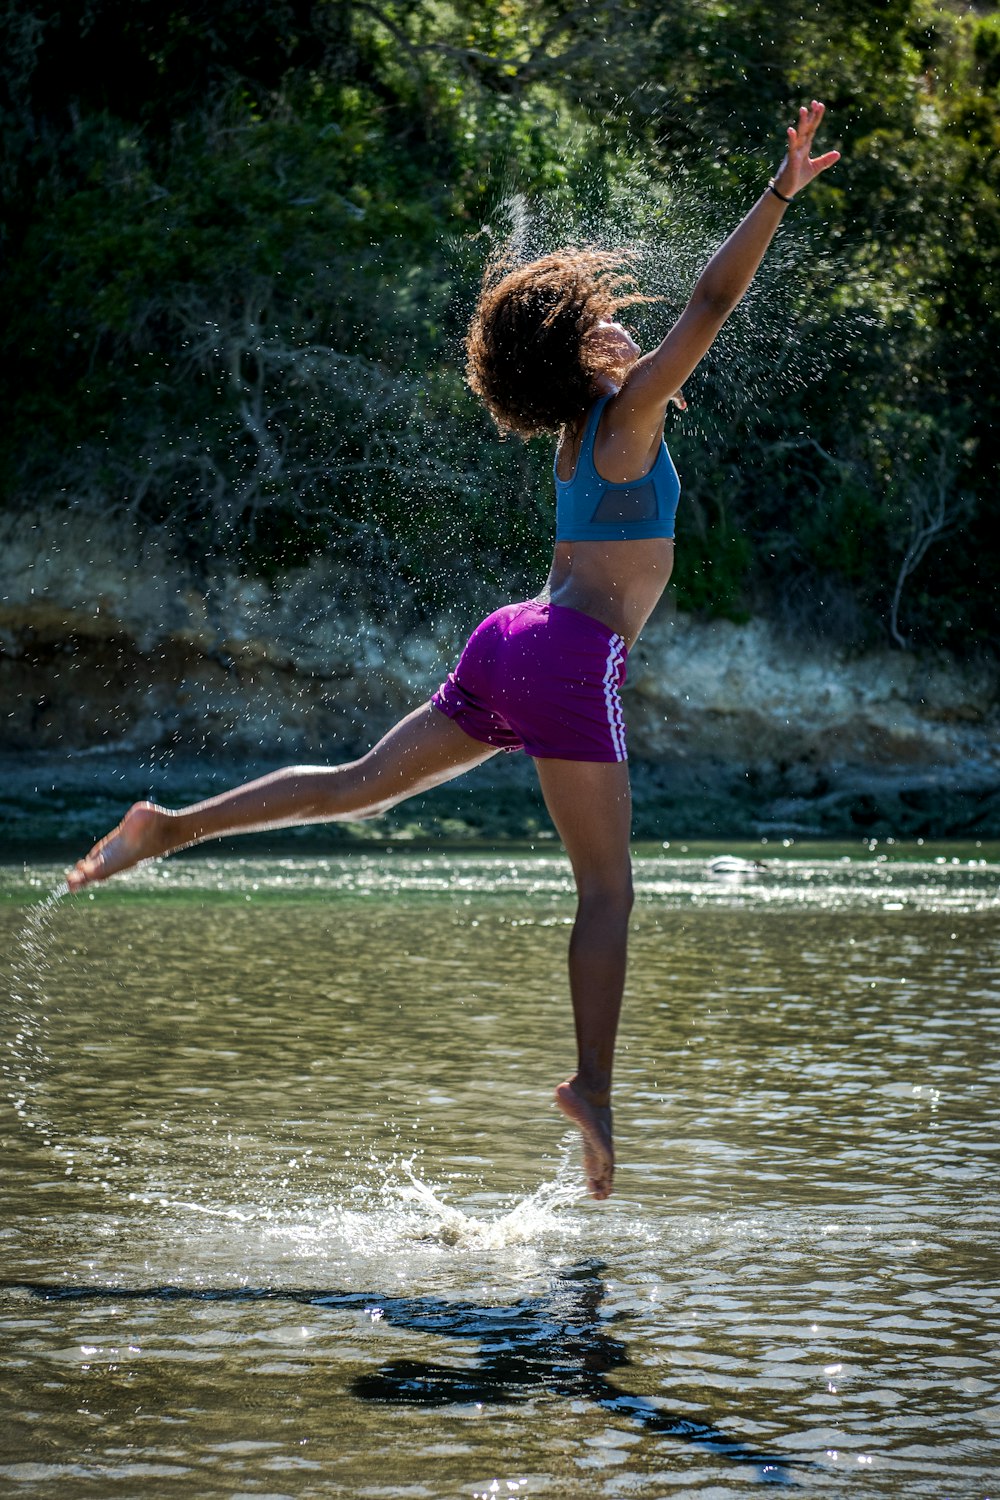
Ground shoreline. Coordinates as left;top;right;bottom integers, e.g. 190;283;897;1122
4;514;998;849
3;744;998;853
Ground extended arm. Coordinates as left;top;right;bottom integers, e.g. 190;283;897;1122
614;101;840;436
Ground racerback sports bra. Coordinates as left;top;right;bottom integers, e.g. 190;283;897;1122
554;393;680;543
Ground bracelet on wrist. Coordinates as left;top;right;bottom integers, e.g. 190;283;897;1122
768;178;794;205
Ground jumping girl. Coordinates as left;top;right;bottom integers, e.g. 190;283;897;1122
67;103;839;1201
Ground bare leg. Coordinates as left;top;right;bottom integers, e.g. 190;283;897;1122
66;703;497;891
533;757;633;1201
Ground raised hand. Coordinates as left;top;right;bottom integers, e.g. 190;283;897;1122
773;100;840;199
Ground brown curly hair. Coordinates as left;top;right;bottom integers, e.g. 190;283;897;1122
465;248;647;438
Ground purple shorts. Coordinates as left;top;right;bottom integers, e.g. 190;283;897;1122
431;600;628;762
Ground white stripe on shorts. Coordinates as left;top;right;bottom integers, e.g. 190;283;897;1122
602;634;627;761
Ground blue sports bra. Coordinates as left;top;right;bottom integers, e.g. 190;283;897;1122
554;394;680;543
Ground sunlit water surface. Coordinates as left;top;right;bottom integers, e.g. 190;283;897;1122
2;844;999;1498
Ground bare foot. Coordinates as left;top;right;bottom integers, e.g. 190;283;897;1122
66;802;169;892
555;1077;614;1200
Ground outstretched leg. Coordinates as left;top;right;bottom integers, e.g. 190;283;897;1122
533;757;633;1201
66;703;497;891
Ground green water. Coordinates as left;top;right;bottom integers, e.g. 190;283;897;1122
2;844;999;1497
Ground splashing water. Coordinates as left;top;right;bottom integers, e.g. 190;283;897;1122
121;1142;584;1270
4;882;586;1276
4;883;70;1161
469;142;865;456
5;881;154;1197
395;1144;583;1250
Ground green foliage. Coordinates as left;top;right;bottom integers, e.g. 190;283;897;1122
0;0;996;648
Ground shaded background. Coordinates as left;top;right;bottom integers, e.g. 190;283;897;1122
1;0;998;840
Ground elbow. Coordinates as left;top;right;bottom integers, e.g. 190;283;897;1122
691;284;737;320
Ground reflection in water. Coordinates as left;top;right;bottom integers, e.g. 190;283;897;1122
2;846;1000;1497
6;1263;802;1484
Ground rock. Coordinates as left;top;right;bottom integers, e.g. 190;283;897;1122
2;509;999;839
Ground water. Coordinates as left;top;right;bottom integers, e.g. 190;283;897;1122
2;843;999;1497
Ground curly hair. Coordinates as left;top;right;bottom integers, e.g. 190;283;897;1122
465;247;647;438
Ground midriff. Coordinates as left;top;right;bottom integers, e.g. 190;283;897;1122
542;536;675;649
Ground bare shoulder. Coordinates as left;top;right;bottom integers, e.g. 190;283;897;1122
629;296;728;416
594;385;666;483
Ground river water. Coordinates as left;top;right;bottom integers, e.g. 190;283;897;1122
2;843;998;1498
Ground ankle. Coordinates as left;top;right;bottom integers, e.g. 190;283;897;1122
568;1072;611;1109
154;806;179;855
135;802;178;858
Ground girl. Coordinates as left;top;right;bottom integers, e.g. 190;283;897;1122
67;103;839;1201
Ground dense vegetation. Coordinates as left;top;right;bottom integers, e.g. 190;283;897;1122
2;0;997;649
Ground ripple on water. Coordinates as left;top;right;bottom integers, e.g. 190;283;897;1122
11;847;998;913
2;849;1000;1496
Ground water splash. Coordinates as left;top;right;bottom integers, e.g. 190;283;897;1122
4;883;69;1158
395;1143;583;1250
131;1144;585;1266
3;876;586;1252
468;148;863;464
3;880;142;1195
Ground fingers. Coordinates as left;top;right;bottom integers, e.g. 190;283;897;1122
803;100;825;134
783;100;838;186
789;100;825;148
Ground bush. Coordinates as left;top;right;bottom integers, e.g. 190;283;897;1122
1;0;995;649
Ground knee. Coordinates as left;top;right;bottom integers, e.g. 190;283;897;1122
578;871;634;923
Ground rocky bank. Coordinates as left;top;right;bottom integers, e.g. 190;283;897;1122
2;511;998;845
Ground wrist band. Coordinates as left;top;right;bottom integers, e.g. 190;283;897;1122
768;178;794;204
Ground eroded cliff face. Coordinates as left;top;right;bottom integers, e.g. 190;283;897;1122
2;512;998;836
1;512;460;757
